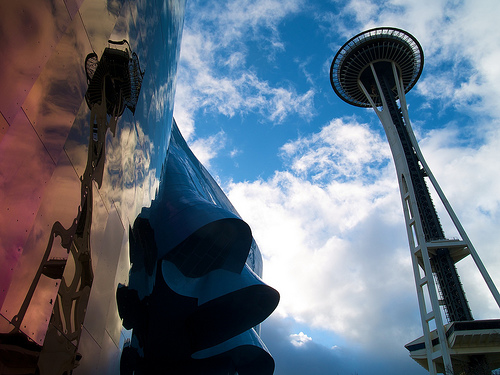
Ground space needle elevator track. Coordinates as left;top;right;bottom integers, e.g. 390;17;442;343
376;65;473;323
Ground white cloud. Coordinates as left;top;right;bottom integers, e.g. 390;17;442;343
418;124;500;319
189;130;227;168
229;148;241;158
290;331;312;347
173;0;312;154
226;117;421;350
226;110;500;354
280;117;390;182
173;0;500;371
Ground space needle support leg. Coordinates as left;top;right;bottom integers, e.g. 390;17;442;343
361;63;453;374
390;63;455;374
361;72;443;375
392;64;500;310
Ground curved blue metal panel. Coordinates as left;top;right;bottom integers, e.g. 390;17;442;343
118;121;279;374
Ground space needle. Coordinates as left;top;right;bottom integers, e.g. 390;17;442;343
330;27;500;374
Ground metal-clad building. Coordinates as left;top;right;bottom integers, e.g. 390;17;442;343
0;1;278;373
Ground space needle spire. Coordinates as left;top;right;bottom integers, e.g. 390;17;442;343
330;27;500;374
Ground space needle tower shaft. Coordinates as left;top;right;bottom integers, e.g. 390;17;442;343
330;27;500;375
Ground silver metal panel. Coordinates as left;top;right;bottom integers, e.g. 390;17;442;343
78;0;128;59
108;1;136;45
96;111;136;223
128;0;162;74
89;184;110;272
72;327;101;374
106;234;131;347
63;102;92;179
82;206;124;347
98;330;121;375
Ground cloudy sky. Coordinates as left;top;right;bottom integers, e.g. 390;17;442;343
173;0;500;374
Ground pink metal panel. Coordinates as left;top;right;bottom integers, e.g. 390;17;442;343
21;14;92;164
0;114;8;144
63;0;86;20
0;5;92;314
0;111;55;310
0;0;72;123
0;152;81;343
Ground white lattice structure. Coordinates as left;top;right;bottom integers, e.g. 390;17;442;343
330;27;500;374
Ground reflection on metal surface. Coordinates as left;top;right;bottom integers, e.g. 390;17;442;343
117;122;279;374
1;1;278;374
1;40;143;374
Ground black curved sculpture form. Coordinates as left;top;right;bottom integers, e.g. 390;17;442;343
117;122;279;374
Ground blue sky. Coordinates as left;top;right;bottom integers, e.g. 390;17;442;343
173;0;500;374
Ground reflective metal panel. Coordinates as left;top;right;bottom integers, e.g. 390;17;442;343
0;112;56;310
21;12;92;163
71;326;101;373
0;0;72;122
117;122;279;374
64;0;86;20
63;102;92;178
79;0;127;59
106;234;131;347
0;114;8;144
1;151;81;344
96;330;121;375
83;207;124;347
89;184;110;272
0;0;278;374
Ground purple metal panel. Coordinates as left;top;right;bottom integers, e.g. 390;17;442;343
0;111;55;310
0;5;93;318
63;0;86;20
0;0;72;123
21;15;92;164
0;114;7;144
0;152;81;344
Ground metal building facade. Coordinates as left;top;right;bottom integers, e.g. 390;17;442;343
0;1;278;373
